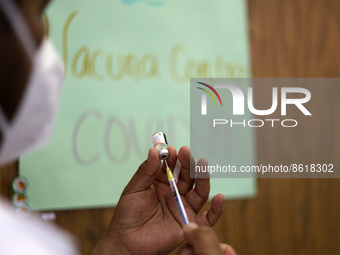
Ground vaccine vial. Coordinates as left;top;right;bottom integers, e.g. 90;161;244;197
152;132;169;160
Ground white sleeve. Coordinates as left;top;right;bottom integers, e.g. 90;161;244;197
0;199;80;255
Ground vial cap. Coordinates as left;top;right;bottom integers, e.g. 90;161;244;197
159;148;169;160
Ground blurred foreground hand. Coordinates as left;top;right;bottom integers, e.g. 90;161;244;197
178;222;236;255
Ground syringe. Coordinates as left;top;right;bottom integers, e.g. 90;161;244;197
165;160;189;225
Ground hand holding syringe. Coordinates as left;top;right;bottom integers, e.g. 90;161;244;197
96;135;225;254
152;132;189;225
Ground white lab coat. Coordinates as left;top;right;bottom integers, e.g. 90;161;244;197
0;199;79;255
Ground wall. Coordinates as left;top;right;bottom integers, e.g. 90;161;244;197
1;0;339;254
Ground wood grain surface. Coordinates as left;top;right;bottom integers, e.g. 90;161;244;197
1;0;339;254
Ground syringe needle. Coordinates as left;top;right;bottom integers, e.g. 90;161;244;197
164;159;189;225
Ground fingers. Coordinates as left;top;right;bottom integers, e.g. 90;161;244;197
195;194;225;226
177;244;194;255
158;146;194;192
220;244;237;255
185;158;210;213
178;243;236;255
180;223;224;255
122;148;161;195
207;194;225;226
176;146;195;194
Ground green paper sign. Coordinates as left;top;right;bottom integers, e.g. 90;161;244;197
20;0;256;210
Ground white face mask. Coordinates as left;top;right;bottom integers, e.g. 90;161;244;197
0;0;65;165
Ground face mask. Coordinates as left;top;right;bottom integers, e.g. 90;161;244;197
0;0;65;165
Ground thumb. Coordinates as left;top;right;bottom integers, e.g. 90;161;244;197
182;223;223;255
122;148;161;195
